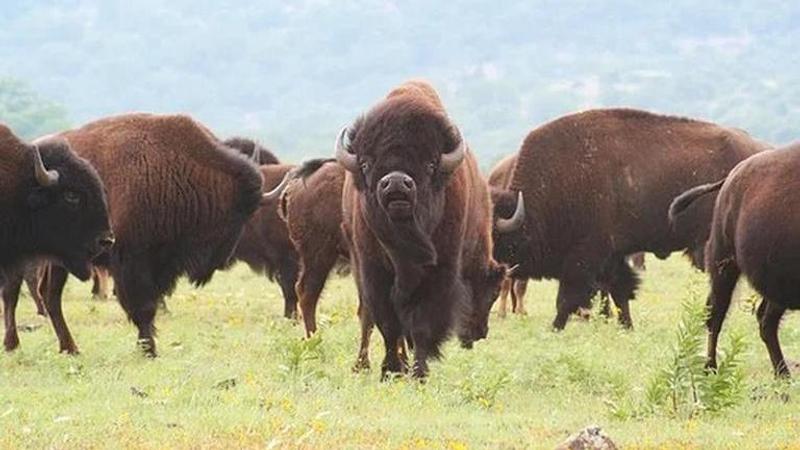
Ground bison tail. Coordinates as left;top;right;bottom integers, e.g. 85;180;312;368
294;158;337;180
668;178;725;227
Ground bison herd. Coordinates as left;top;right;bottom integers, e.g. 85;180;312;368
0;79;795;380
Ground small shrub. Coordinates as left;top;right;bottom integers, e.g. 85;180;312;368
279;334;326;382
456;369;511;409
610;293;747;419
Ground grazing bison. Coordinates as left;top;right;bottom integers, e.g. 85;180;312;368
222;138;302;319
1;126;113;351
491;108;768;330
671;144;798;378
337;80;503;379
6;114;262;356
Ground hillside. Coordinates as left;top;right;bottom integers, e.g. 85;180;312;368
1;1;797;166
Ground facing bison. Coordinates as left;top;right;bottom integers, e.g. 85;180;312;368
338;80;503;379
492;108;768;330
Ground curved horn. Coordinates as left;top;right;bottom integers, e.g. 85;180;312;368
262;168;296;201
249;144;261;165
31;145;59;187
334;126;358;172
496;191;525;233
440;127;467;173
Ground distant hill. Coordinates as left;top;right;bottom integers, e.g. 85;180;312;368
1;1;797;167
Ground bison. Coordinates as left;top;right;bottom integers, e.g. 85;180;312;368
491;108;768;330
4;114;263;356
337;80;503;379
1;125;113;351
222;138;302;319
274;159;349;335
488;153;646;319
671;144;799;378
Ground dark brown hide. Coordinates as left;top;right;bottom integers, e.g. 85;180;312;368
694;144;799;378
21;114;262;355
341;80;501;379
232;163;301;318
0;125;112;352
493;108;767;330
488;154;529;317
281;161;349;335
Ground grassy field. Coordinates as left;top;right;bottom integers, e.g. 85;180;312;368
2;256;800;449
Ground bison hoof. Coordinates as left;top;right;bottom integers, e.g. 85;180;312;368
59;346;80;355
4;337;20;352
137;338;158;358
352;358;371;373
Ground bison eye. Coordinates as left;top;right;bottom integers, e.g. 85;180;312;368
63;190;81;207
426;161;437;174
360;161;370;173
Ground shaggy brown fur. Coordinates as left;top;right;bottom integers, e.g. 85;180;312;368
488;154;529;317
341;80;502;379
26;113;262;355
280;160;349;335
0;125;111;277
232;163;301;318
677;144;799;377
221;137;301;319
492;108;768;330
1;125;112;352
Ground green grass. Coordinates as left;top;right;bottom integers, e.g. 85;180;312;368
3;256;800;449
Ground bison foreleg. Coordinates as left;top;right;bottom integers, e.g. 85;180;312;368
2;273;23;351
42;265;79;354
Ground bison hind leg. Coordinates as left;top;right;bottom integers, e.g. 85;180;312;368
113;256;167;357
759;299;790;378
602;257;641;329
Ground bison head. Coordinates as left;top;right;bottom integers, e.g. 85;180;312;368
26;138;113;281
335;97;465;266
458;262;506;348
491;188;527;275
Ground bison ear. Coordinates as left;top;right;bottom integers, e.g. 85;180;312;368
26;187;52;210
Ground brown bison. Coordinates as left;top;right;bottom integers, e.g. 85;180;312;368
278;160;349;335
223;138;301;319
337;80;504;379
487;154;530;317
5;114;262;356
671;144;799;378
488;153;647;319
271;159;384;371
491;108;768;330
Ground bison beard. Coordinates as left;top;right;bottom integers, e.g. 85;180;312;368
339;80;496;380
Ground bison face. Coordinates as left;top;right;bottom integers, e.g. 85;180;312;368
26;139;112;281
335;99;465;265
459;262;506;348
491;188;527;274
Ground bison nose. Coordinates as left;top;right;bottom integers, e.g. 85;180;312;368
379;171;415;194
97;233;115;250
